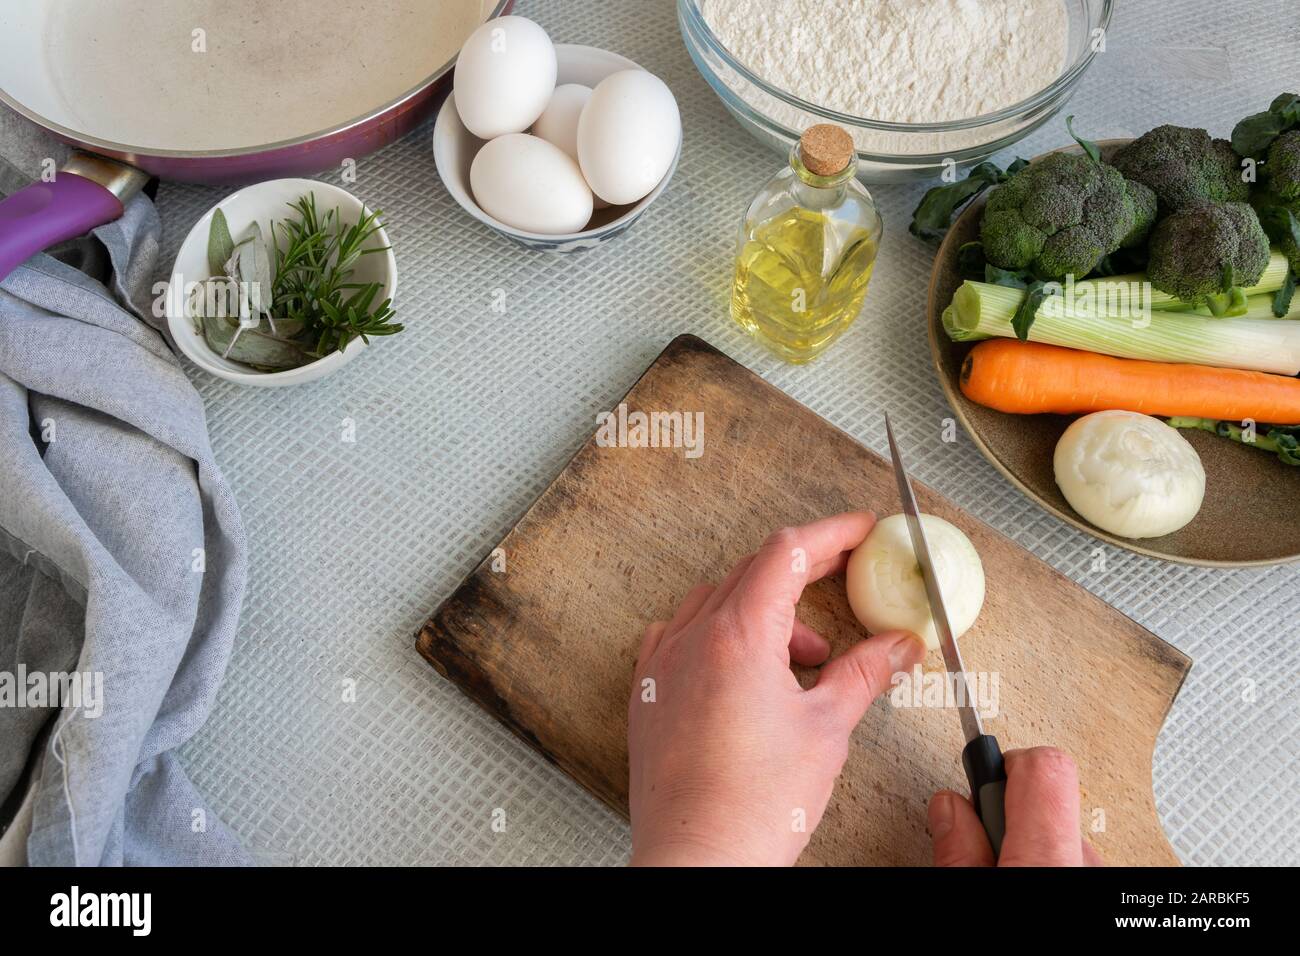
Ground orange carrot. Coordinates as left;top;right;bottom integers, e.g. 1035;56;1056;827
960;339;1300;424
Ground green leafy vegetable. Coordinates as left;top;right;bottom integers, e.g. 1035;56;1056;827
1275;268;1297;317
955;241;988;282
984;263;1032;289
1230;92;1300;157
908;159;1028;242
1012;280;1055;341
1065;115;1101;165
1166;417;1300;466
1256;204;1300;251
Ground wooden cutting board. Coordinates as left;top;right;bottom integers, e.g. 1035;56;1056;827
417;335;1192;865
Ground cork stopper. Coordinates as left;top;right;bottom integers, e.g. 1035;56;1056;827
799;124;854;176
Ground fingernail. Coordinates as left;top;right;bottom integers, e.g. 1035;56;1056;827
888;631;927;671
929;792;955;839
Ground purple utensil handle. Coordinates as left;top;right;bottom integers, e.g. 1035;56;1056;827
0;173;124;282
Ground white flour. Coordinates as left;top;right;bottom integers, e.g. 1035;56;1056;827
702;0;1068;123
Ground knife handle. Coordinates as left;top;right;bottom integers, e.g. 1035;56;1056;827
962;734;1007;860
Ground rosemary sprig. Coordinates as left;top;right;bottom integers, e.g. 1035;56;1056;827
194;193;402;371
270;194;402;356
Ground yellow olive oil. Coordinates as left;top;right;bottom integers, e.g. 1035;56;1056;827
729;124;882;364
732;207;879;363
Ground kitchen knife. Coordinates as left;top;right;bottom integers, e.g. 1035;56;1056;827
884;414;1007;859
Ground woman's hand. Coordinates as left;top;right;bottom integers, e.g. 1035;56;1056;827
929;747;1104;866
627;511;926;866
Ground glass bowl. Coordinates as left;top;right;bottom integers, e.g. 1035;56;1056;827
678;0;1113;183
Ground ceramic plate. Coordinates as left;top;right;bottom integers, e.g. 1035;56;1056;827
926;141;1300;567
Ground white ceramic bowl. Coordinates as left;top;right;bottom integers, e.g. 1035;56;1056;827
166;178;397;387
433;44;681;252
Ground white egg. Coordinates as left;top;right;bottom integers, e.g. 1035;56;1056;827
532;84;591;163
532;83;609;210
470;133;594;235
845;514;986;652
454;16;557;140
577;70;681;206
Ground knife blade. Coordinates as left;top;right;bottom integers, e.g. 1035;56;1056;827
883;414;1007;858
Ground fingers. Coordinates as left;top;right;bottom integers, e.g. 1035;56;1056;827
1083;839;1105;867
665;575;830;666
997;747;1085;867
639;582;716;674
931;750;1098;868
809;630;926;729
665;584;715;639
697;555;754;618
789;618;831;667
635;621;667;675
928;790;995;867
728;512;877;645
644;512;879;681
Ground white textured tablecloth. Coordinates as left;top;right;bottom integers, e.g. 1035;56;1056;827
124;0;1299;865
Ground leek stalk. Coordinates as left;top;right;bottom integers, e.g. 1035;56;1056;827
945;280;1300;375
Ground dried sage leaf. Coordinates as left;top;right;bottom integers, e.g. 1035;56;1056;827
187;276;239;322
236;222;273;317
201;313;310;369
207;209;235;277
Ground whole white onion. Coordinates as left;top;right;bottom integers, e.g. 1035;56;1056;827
1053;411;1206;539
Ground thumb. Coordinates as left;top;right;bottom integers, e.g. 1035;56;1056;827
928;790;995;867
812;630;926;730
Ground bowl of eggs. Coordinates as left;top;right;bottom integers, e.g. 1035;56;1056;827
434;16;682;252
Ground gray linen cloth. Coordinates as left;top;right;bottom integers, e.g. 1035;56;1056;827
0;125;251;864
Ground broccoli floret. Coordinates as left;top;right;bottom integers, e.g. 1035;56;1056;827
1250;186;1300;274
979;152;1141;280
1249;133;1300;277
1146;201;1270;306
1112;125;1249;213
1264;130;1300;202
1120;178;1157;248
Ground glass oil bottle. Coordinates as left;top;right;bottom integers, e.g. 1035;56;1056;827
731;124;883;363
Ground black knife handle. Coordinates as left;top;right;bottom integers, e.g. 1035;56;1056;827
962;734;1007;860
